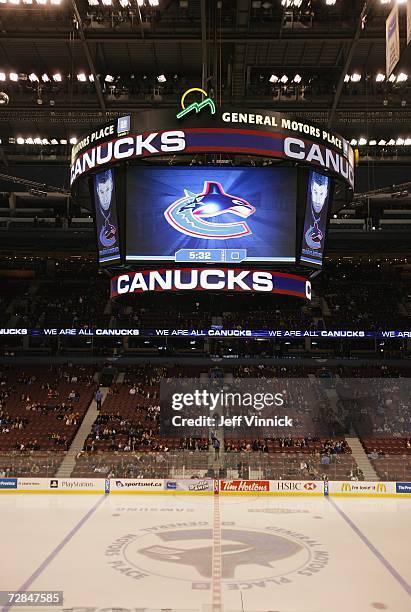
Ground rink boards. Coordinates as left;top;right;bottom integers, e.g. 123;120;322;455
1;477;411;497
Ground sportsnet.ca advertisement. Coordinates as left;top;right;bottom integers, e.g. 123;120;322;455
110;479;164;492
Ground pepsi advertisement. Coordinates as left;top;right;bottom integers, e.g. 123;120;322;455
93;169;121;265
300;171;331;267
126;167;296;264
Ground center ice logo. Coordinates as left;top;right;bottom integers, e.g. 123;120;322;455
106;523;329;587
164;181;256;240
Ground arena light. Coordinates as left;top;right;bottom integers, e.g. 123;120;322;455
89;74;95;82
25;137;34;144
69;137;77;144
28;73;39;82
280;75;288;84
388;74;396;82
41;74;50;82
119;0;129;5
77;73;87;82
396;138;405;145
387;139;395;145
378;139;387;145
369;140;377;146
36;0;47;4
137;0;144;5
9;0;21;4
358;137;367;145
101;0;112;5
396;72;408;83
405;138;411;145
325;0;336;4
16;137;25;145
60;139;68;144
88;0;99;4
22;0;33;3
50;0;62;4
51;139;59;145
375;73;385;82
33;137;42;144
42;138;49;145
350;138;358;146
105;74;114;83
157;74;167;83
149;0;160;6
0;72;5;81
293;74;302;83
350;73;361;83
344;74;350;82
269;74;278;83
53;73;62;82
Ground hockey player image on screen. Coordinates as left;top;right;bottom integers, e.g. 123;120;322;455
301;171;331;265
94;169;121;262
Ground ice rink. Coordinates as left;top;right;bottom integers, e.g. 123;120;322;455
1;493;410;612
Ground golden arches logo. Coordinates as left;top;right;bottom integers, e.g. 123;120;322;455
376;483;387;493
176;87;216;119
341;483;351;492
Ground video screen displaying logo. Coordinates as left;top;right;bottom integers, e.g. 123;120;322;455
93;169;121;264
126;167;296;263
300;170;331;267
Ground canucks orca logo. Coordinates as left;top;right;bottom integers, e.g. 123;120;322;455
164;181;256;239
135;528;303;579
305;221;323;250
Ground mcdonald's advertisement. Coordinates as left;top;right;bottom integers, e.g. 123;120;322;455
328;481;402;497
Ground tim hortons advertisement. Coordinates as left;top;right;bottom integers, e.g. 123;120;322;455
328;481;397;496
220;480;270;493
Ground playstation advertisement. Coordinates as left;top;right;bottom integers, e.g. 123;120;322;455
93;169;121;265
300;170;331;267
126;167;296;264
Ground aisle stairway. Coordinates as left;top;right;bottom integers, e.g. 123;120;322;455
345;436;379;480
56;388;109;477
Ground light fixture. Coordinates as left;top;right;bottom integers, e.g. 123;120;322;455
269;74;278;83
41;74;50;82
280;75;288;84
293;74;302;83
350;73;361;83
157;74;167;83
77;73;87;82
387;139;395;145
101;0;112;5
16;137;25;145
0;72;5;81
119;0;129;5
404;138;411;146
349;138;358;146
69;137;78;144
0;92;9;105
52;73;62;82
375;73;385;82
89;74;95;82
378;139;387;145
358;137;367;145
60;139;68;144
396;72;408;83
149;0;160;6
51;139;59;145
29;73;39;82
369;140;377;146
388;74;396;82
396;138;405;145
88;0;99;5
105;74;114;83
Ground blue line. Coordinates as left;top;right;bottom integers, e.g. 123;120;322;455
328;496;411;598
2;495;106;612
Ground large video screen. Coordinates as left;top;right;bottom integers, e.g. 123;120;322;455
126;167;296;264
93;169;121;265
300;170;331;267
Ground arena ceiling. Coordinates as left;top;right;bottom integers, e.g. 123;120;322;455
0;0;410;190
